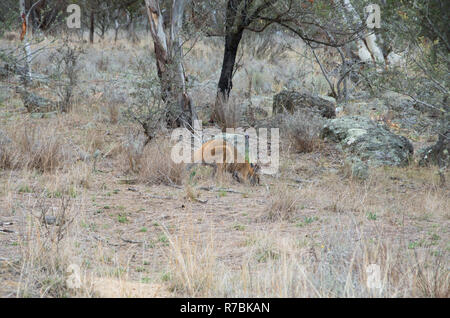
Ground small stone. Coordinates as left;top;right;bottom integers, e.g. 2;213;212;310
44;215;56;225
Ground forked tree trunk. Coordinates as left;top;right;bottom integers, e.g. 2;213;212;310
144;0;197;129
341;0;385;64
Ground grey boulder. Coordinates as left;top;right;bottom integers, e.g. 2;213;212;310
321;116;414;167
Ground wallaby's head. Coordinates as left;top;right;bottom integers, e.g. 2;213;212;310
249;163;261;186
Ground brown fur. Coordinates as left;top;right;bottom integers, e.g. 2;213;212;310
191;139;260;185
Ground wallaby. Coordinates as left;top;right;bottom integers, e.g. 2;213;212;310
187;139;260;185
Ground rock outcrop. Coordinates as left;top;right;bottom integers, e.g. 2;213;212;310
273;90;336;118
321;116;414;168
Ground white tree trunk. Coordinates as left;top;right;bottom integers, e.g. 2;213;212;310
170;0;188;94
19;0;33;85
144;0;197;128
145;0;169;78
341;0;385;65
365;33;385;64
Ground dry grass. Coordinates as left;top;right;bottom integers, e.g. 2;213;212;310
119;137;185;186
164;223;218;296
16;195;87;297
159;214;448;297
265;184;299;221
0;122;72;172
140;140;185;186
280;109;325;153
213;94;243;131
4;32;17;41
106;102;120;124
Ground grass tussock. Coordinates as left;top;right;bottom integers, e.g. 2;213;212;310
0;123;72;172
213;94;243;131
164;226;217;297
281;109;325;153
266;184;299;221
120;137;185;185
17;195;90;297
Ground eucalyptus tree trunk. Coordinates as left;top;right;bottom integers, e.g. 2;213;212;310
127;12;139;44
341;0;385;64
217;31;244;107
114;9;120;43
144;0;197;129
213;0;251;127
19;0;32;86
89;9;95;44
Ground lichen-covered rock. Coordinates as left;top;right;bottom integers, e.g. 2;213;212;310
344;91;442;135
273;90;336;118
321;116;414;167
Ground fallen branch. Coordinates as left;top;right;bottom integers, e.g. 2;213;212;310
92;234;123;247
290;178;314;184
120;237;144;244
145;194;174;200
190;197;208;204
118;179;138;185
0;229;16;234
198;186;244;194
128;187;175;200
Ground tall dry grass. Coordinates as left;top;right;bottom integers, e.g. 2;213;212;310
265;184;299;221
0;122;72;172
16;194;91;297
162;218;448;297
163;224;218;296
119;137;185;186
213;94;243;132
280;109;325;153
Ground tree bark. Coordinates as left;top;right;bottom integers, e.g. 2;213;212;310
127;12;139;44
213;0;249;124
341;0;385;64
144;0;197;129
19;0;32;86
217;31;244;104
213;0;276;124
114;9;120;43
89;9;95;44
